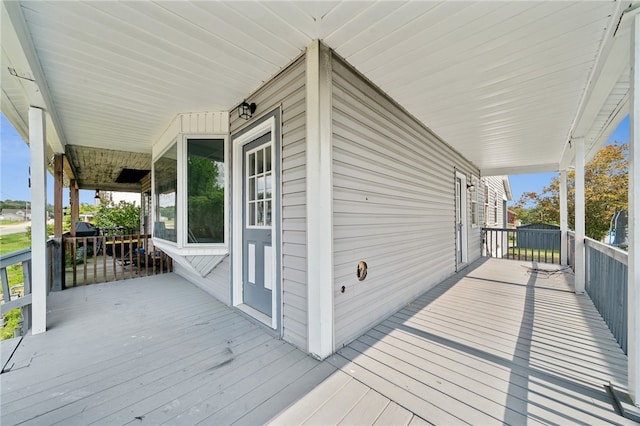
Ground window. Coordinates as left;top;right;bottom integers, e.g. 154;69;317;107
187;138;225;243
154;143;178;242
470;177;479;226
246;144;272;228
493;190;499;225
483;180;489;226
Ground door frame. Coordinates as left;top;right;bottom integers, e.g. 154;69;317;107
455;170;469;270
231;110;281;330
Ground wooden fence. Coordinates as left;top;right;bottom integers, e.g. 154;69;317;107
63;234;172;287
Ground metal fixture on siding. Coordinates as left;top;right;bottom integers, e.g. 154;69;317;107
94;189;100;200
357;261;367;281
238;101;256;120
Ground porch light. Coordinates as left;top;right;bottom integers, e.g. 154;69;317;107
467;183;476;192
238;101;256;120
94;189;101;200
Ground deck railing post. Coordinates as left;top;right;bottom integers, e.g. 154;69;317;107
628;11;640;406
51;237;64;291
574;138;586;294
560;170;569;266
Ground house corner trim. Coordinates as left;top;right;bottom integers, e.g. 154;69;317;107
306;40;334;358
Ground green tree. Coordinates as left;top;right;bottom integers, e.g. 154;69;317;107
93;200;140;234
514;143;628;240
187;156;224;242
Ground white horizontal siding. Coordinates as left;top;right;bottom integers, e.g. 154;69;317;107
184;255;227;278
179;111;229;134
173;256;230;305
230;55;307;351
331;55;479;348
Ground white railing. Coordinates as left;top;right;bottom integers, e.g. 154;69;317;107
0;247;32;336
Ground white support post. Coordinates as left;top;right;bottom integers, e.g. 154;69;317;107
306;40;334;359
628;12;640;406
559;170;568;266
574;138;586;294
29;106;47;334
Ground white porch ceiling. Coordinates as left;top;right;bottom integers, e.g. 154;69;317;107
2;1;635;188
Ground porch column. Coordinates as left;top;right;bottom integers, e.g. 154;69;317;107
29;106;47;334
628;12;640;406
573;138;585;294
559;170;568;266
70;179;79;236
53;154;64;237
306;40;334;359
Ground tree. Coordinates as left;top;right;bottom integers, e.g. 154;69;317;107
514;143;628;241
93;200;140;234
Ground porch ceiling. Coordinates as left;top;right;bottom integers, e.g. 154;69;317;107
2;1;636;189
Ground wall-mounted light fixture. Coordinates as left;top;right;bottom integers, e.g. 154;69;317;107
94;189;101;200
238;101;256;120
467;183;476;192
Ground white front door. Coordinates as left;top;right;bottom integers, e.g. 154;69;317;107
455;171;468;270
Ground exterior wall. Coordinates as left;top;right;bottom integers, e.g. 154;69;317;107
229;55;307;350
330;55;480;348
174;256;230;305
481;175;510;258
481;176;508;228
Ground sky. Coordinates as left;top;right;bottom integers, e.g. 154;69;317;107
1;113;134;206
0;112;632;208
507;114;630;206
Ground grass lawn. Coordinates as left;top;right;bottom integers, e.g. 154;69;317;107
0;232;30;340
507;246;561;261
0;232;31;255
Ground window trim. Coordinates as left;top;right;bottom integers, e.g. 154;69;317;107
152;139;179;247
231;114;278;330
493;189;499;226
181;134;229;248
151;134;229;255
470;176;479;228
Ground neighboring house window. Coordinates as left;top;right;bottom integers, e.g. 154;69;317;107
483;180;489;226
494;190;499;225
187;138;225;244
470;177;479;226
154;143;178;243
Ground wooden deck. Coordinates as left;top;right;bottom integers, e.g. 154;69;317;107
1;258;633;425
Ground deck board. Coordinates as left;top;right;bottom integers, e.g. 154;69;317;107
1;259;634;425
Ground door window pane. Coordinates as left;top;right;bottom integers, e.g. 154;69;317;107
246;144;274;228
249;152;255;177
265;146;272;172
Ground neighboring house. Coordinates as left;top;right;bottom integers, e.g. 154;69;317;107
479;176;512;258
150;44;490;357
1;209;31;221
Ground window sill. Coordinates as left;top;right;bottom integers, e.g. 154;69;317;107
152;238;229;258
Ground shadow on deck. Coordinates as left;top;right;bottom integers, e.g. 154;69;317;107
1;258;632;425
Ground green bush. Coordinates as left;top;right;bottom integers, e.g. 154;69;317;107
1;309;22;340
